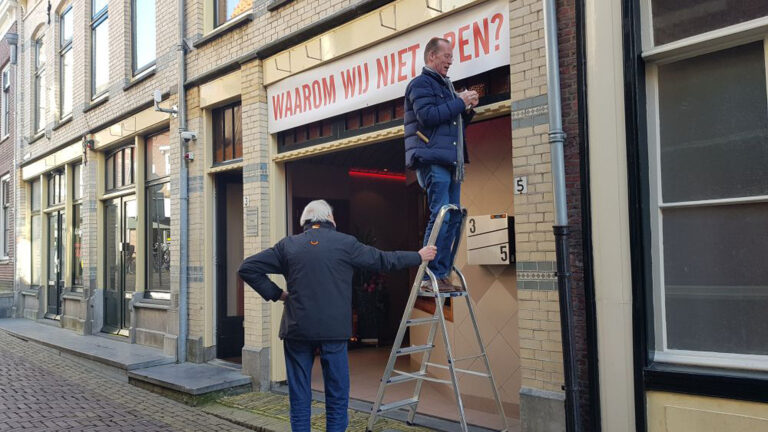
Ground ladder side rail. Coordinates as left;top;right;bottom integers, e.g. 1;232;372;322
435;283;470;432
455;266;510;431
366;206;455;431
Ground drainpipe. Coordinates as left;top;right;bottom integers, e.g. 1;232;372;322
177;0;189;363
543;0;582;431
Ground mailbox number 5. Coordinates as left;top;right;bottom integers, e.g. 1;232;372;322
500;245;508;262
468;218;476;234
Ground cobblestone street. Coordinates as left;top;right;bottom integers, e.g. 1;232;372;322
0;330;249;431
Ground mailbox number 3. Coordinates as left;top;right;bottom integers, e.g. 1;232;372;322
500;245;509;262
468;218;476;234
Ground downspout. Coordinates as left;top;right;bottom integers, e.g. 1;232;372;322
177;0;189;363
543;0;582;431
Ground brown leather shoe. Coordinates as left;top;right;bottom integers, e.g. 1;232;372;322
439;278;463;292
420;280;454;294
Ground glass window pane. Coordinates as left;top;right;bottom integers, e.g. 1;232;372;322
31;215;41;286
147;132;171;180
125;147;134;185
93;19;110;95
61;8;73;43
31;180;41;212
234;104;242;159
106;155;114;190
147;182;171;292
115;150;124;188
48;214;58;281
124;199;137;292
93;0;108;17
48;176;56;207
36;74;46;132
663;203;768;355
658;43;768;203
216;0;249;27
213;108;224;163
73;164;82;200
223;107;233;160
59;172;66;204
133;0;156;73
36;39;45;68
72;204;83;287
652;0;768;45
61;49;73;116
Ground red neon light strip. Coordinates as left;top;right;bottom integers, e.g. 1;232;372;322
348;169;406;181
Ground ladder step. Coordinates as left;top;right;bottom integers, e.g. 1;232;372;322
418;291;468;298
396;344;434;355
378;398;419;413
406;317;439;326
388;370;452;385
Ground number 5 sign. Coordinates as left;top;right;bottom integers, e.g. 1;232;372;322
514;176;527;194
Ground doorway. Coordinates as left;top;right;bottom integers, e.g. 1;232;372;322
103;196;137;335
45;210;64;318
215;171;245;361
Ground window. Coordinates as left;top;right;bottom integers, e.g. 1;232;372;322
214;0;250;28
1;64;9;138
92;0;109;97
60;6;73;117
643;8;768;370
212;102;242;164
146;132;171;295
132;0;156;75
105;146;136;192
72;164;83;288
34;36;46;132
0;176;9;258
30;180;41;287
47;169;66;207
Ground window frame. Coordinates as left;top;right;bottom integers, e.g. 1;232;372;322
144;131;171;298
34;36;46;133
104;145;136;193
29;179;42;288
1;63;9;139
71;163;83;290
91;0;109;99
0;175;9;259
59;5;74;118
213;0;249;29
212;101;243;165
131;0;157;76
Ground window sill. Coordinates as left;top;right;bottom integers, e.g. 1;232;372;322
645;362;768;404
21;288;38;297
0;258;10;264
193;12;253;49
84;94;109;113
28;131;45;145
53;115;73;131
134;298;171;310
62;291;84;301
267;0;294;11
124;66;157;91
0;135;9;145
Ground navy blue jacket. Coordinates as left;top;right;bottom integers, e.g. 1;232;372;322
404;67;475;169
238;222;422;341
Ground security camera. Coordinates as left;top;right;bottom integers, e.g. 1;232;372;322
180;131;197;142
153;90;163;104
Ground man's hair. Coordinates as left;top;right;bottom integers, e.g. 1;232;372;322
300;199;334;226
424;37;450;63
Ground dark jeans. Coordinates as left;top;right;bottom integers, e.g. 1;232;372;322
416;164;462;279
283;339;349;432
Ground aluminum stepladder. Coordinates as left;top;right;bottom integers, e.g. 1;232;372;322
366;204;508;432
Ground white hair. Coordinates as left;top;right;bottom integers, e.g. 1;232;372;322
300;199;334;226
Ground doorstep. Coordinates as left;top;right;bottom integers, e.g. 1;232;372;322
0;318;251;405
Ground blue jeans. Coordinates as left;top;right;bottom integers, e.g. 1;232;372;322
283;339;349;432
416;164;462;279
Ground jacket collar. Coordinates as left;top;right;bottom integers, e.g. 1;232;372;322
422;67;450;87
303;221;336;231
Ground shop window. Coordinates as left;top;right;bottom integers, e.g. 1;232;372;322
34;36;46;132
212;102;242;164
132;0;156;75
47;170;65;207
0;175;9;258
146;131;171;296
72;164;83;289
214;0;251;28
60;5;73;117
648;42;768;367
30;180;41;287
92;0;109;97
105;146;136;192
651;0;768;46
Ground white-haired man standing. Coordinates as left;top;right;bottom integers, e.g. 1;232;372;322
238;199;436;432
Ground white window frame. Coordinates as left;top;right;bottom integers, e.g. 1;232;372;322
1;64;9;139
0;175;10;259
642;3;768;371
60;5;74;118
91;0;109;98
34;36;46;133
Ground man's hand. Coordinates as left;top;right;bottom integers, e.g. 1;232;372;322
418;246;438;262
279;291;288;302
458;90;479;108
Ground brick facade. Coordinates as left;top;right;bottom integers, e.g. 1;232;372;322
0;21;16;294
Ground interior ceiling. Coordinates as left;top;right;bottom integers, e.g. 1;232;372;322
293;139;405;172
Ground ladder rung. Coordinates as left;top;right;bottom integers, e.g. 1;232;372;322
406;317;439;326
388;370;452;385
378;398;418;413
453;353;485;362
426;362;491;378
396;344;433;355
417;291;468;298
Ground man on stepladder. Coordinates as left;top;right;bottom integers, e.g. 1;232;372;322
238;200;437;432
404;37;479;293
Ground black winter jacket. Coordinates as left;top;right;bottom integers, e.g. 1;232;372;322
404;67;474;169
237;222;422;341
